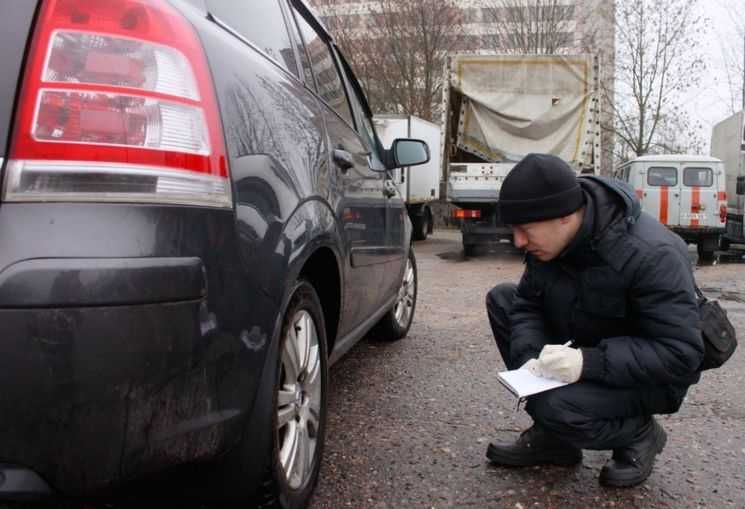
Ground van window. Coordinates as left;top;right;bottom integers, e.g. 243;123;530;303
647;167;677;187
207;0;299;77
683;167;713;187
290;6;354;126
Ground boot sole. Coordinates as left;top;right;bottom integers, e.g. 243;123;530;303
599;425;668;488
486;443;583;467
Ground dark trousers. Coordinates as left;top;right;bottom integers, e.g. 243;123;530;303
486;283;675;450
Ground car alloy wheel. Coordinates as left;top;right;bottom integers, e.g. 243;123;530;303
393;255;416;328
276;309;323;490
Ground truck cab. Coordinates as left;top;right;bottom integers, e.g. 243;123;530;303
615;155;726;262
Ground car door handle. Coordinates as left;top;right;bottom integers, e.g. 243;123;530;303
333;149;354;172
383;180;397;198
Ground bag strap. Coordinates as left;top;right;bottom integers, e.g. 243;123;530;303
694;283;706;303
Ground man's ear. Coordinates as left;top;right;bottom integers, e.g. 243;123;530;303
559;208;584;225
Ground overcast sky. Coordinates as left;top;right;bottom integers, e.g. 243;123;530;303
686;0;744;151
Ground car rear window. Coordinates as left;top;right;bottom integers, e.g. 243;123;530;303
207;0;299;77
648;167;677;187
683;167;713;187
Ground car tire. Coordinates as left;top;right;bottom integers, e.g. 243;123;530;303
257;280;328;509
412;213;429;241
368;248;417;341
463;243;476;257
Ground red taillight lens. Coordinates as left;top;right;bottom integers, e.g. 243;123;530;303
454;209;481;219
5;0;230;208
720;204;727;223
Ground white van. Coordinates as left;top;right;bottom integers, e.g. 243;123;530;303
615;155;726;262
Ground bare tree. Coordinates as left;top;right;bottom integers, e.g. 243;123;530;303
607;0;707;160
482;0;577;54
312;0;464;122
714;0;745;114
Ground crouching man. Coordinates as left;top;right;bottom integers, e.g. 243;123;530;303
486;154;703;487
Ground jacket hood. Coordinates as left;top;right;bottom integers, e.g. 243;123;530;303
579;175;642;228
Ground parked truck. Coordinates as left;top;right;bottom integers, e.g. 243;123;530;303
440;54;601;255
711;111;745;249
374;114;442;240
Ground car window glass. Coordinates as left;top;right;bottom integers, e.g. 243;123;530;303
351;94;386;171
683;167;713;187
291;6;354;125
286;9;316;90
336;58;385;170
207;0;299;77
647;167;677;187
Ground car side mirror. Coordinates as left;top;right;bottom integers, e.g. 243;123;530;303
392;138;429;168
737;176;745;196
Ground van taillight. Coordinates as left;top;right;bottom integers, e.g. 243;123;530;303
4;0;230;208
720;204;727;223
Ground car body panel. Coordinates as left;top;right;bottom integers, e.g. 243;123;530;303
0;0;413;498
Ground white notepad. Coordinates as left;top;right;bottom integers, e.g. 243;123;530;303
497;368;569;399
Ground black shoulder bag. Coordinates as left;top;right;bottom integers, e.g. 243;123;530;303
695;285;738;370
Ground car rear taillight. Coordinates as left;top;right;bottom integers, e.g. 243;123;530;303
720;204;727;224
4;0;230;208
454;209;481;219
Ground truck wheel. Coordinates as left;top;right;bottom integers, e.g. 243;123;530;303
412;213;429;241
368;248;417;341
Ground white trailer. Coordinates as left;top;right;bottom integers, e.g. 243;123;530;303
440;54;601;255
711;111;745;248
374;114;442;240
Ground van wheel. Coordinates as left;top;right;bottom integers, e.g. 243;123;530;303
258;280;328;508
368;248;417;341
463;243;476;257
697;243;716;265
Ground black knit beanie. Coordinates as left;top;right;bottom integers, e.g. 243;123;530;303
498;153;584;225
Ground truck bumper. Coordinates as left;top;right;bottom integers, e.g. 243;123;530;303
461;220;512;245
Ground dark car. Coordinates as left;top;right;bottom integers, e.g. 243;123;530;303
0;0;428;506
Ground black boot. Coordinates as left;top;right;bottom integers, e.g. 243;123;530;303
486;424;583;467
599;417;667;487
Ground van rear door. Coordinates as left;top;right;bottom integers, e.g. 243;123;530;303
643;163;681;226
680;164;719;228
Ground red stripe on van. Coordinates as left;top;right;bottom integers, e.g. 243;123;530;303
691;187;700;227
659;186;669;224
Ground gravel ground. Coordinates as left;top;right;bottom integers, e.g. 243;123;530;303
310;230;745;509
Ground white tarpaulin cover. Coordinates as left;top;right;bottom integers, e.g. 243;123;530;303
451;54;596;165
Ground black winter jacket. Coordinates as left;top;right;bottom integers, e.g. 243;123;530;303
509;176;704;396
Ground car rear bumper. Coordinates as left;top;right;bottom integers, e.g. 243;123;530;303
0;257;247;497
0;254;239;495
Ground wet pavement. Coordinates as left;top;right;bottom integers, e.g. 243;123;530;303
310;230;745;509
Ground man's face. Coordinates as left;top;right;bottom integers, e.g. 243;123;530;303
511;215;577;261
